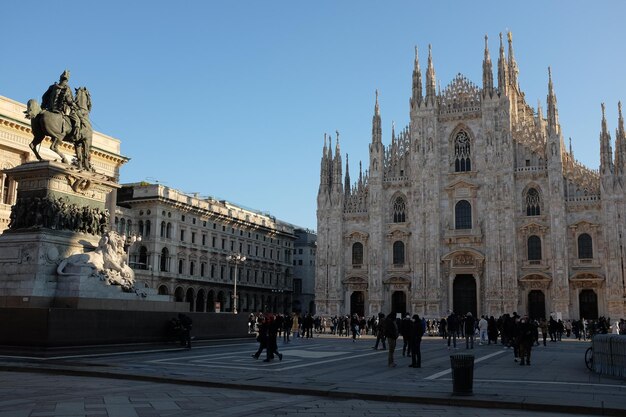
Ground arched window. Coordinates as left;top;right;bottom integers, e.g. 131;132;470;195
126;219;132;235
160;221;166;237
352;242;363;266
393;197;406;223
578;233;593;259
392;241;405;265
200;262;206;277
178;259;184;274
119;218;126;234
138;221;144;236
526;188;541;216
166;222;172;238
189;261;195;276
528;235;542;261
158;285;169;295
454;130;471;172
455;200;472;229
138;246;148;269
145;220;151;237
160;247;169;272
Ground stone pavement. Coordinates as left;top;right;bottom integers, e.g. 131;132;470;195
0;334;624;416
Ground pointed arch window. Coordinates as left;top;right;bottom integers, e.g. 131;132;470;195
528;235;542;262
526;188;541;216
454;200;472;229
393;241;405;265
578;233;593;259
145;220;151;237
393;197;406;223
454;130;472;172
352;242;363;266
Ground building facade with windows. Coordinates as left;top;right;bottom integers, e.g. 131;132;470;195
292;228;317;314
116;183;296;313
316;33;626;321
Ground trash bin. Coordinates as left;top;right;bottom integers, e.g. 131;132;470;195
450;354;474;395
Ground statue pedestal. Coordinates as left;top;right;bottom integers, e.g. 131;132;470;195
0;161;182;312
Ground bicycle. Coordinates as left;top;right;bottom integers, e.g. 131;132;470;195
585;345;593;371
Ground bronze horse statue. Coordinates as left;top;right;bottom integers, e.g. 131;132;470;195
24;87;93;171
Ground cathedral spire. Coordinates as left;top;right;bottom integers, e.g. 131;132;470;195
482;35;494;98
318;133;331;196
507;31;519;89
615;102;626;175
547;67;560;135
569;137;574;158
600;103;614;176
497;33;508;95
411;46;423;108
372;90;382;144
425;44;437;105
344;153;351;195
332;130;343;193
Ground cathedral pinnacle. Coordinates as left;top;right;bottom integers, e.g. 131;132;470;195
600;102;614;176
547;67;560;135
426;44;437;105
371;90;382;144
411;45;423;108
507;31;519;89
497;33;508;95
482;34;494;97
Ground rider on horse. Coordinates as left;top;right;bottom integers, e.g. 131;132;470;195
41;70;82;141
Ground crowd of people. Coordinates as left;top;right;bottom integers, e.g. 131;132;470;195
247;310;626;366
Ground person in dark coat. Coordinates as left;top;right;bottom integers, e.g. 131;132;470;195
517;315;535;365
464;312;475;349
400;314;412;356
409;314;424;368
252;316;269;359
447;312;458;349
372;312;387;350
487;316;498;345
265;314;283;362
178;313;192;349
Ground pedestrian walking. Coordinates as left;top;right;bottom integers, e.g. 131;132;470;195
447;312;458;349
409;314;424;368
464;312;475;349
384;312;399;367
372;312;387;350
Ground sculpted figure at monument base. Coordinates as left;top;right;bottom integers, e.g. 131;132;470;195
57;231;136;292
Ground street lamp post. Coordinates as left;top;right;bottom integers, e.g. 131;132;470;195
226;253;246;314
123;233;142;267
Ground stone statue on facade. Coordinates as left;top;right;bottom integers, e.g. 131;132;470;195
24;70;94;171
57;231;135;292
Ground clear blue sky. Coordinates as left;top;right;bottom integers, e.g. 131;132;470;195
3;1;626;230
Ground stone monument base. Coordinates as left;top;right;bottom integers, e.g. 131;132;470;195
0;308;250;347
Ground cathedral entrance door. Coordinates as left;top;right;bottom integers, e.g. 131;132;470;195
350;291;365;317
528;290;546;320
579;289;598;320
391;291;406;316
453;274;476;316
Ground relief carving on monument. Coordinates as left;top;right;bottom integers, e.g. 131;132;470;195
453;254;474;267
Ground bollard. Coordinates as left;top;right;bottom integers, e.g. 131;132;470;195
450;354;475;395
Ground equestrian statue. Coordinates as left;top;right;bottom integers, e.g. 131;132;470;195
24;70;94;171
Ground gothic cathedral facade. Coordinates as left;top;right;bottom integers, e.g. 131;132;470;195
316;33;626;321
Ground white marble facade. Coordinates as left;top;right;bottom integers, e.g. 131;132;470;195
316;34;626;321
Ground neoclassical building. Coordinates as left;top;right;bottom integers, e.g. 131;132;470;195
116;183;296;313
316;33;626;321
